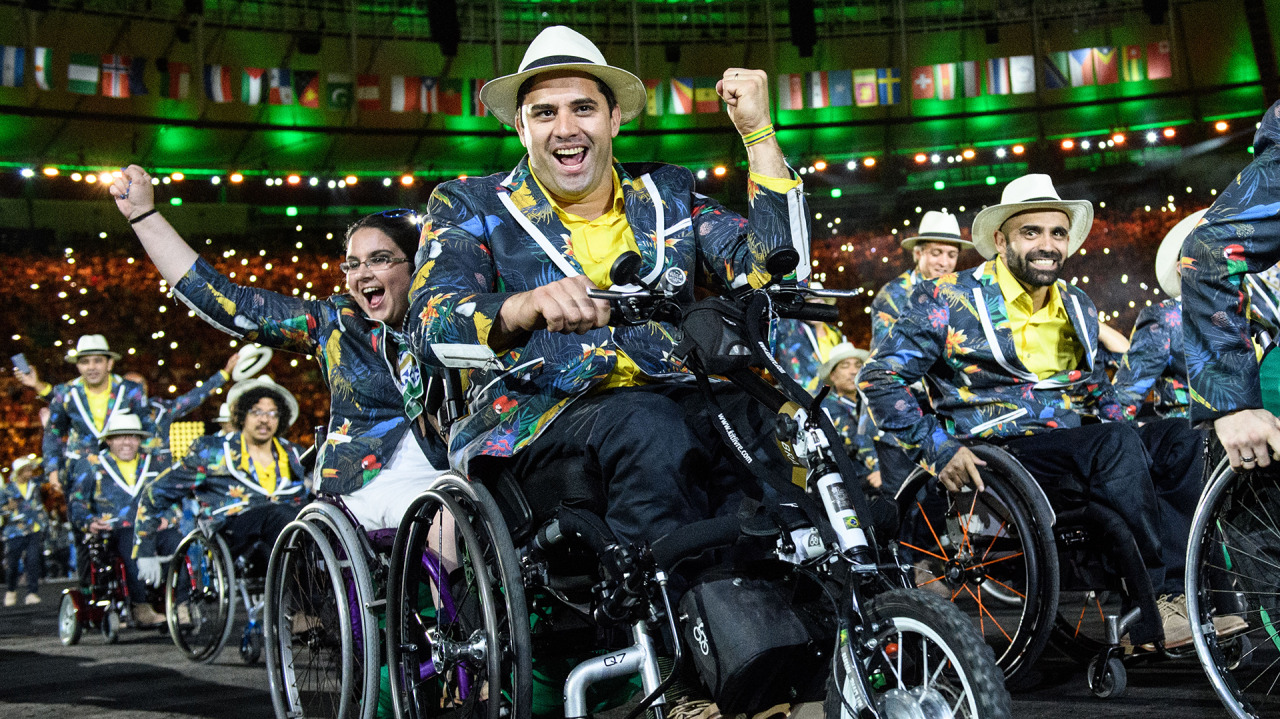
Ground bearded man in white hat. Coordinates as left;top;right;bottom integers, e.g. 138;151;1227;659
33;335;152;492
407;26;808;552
870;211;974;352
861;173;1231;649
66;411;177;626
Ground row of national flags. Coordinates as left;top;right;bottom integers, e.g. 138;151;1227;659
0;47;490;115
2;41;1176;116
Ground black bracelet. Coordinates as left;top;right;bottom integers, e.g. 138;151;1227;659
129;209;158;225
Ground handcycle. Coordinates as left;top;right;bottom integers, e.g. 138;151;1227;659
165;514;269;664
379;248;1011;719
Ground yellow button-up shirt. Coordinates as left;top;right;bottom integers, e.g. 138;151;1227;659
530;166;801;389
994;257;1081;380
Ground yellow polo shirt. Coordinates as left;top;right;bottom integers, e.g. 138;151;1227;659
994;257;1081;380
531;167;802;389
86;382;113;430
115;457;139;487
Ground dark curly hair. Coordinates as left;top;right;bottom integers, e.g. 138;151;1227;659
343;209;421;262
232;387;293;436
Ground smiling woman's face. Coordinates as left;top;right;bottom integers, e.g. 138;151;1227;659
345;227;414;325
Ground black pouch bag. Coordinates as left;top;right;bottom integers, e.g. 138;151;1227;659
679;573;829;714
674;297;763;375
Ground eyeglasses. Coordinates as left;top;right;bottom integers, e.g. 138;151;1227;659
338;256;411;274
248;409;280;419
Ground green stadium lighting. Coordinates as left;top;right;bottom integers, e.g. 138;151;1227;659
286;206;299;217
986;176;997;185
830;188;842;198
934;180;945;191
169;197;182;206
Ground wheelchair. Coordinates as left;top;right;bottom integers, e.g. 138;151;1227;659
1186;455;1279;717
58;529;134;645
164;516;268;664
895;439;1236;697
263;494;386;719
377;249;1011;719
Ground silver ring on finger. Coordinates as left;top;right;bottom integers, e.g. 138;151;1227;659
1242;455;1257;464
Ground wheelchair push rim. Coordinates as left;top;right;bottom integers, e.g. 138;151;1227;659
386;478;531;719
166;528;237;663
264;519;361;719
897;472;1058;686
1187;459;1280;719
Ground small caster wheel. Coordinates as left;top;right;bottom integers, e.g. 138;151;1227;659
241;631;263;664
1087;655;1127;699
102;610;121;644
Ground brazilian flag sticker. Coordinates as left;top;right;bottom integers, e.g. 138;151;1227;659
844;515;860;530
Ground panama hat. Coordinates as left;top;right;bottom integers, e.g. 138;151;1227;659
970;174;1094;260
215;402;231;425
901;211;974;251
100;412;148;440
479;25;648;128
818;342;871;384
65;334;121;363
226;375;299;430
1155;208;1210;299
232;344;273;381
10;455;38;475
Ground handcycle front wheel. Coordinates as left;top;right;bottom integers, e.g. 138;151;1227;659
825;588;1012;719
166;529;237;663
386;474;531;719
1187;460;1280;719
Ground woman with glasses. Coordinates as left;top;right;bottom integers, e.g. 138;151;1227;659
110;165;449;531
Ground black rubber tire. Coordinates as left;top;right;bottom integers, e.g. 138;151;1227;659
387;476;532;719
1086;655;1127;699
166;529;237;663
825;588;1012;719
103;610;120;644
897;470;1059;687
58;593;82;646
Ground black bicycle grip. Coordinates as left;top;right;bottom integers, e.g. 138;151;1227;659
776;302;839;323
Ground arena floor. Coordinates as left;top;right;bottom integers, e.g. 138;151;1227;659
0;579;1233;718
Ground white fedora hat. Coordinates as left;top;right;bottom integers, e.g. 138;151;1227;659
10;454;39;475
1155;208;1210;299
215;402;231;425
479;25;648;128
65;334;121;363
901;211;974;251
970;174;1094;260
100;412;148;440
818;342;871;384
226;375;300;430
232;344;274;382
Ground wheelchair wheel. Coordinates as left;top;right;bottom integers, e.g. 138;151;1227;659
265;519;361;719
897;471;1058;686
58;593;82;646
825;589;1011;718
103;610;121;644
387;475;531;719
166;529;237;663
1187;461;1280;718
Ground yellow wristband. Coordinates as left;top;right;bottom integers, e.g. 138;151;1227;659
742;124;776;148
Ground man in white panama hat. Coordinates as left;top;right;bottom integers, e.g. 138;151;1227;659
407;25;808;552
65;411;177;626
25;335;152;492
862;173;1221;649
866;210;974;493
870;210;975;352
815;343;879;490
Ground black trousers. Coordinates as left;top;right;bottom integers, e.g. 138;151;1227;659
508;383;783;548
105;526;180;601
5;532;43;594
997;418;1204;596
221;503;302;567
